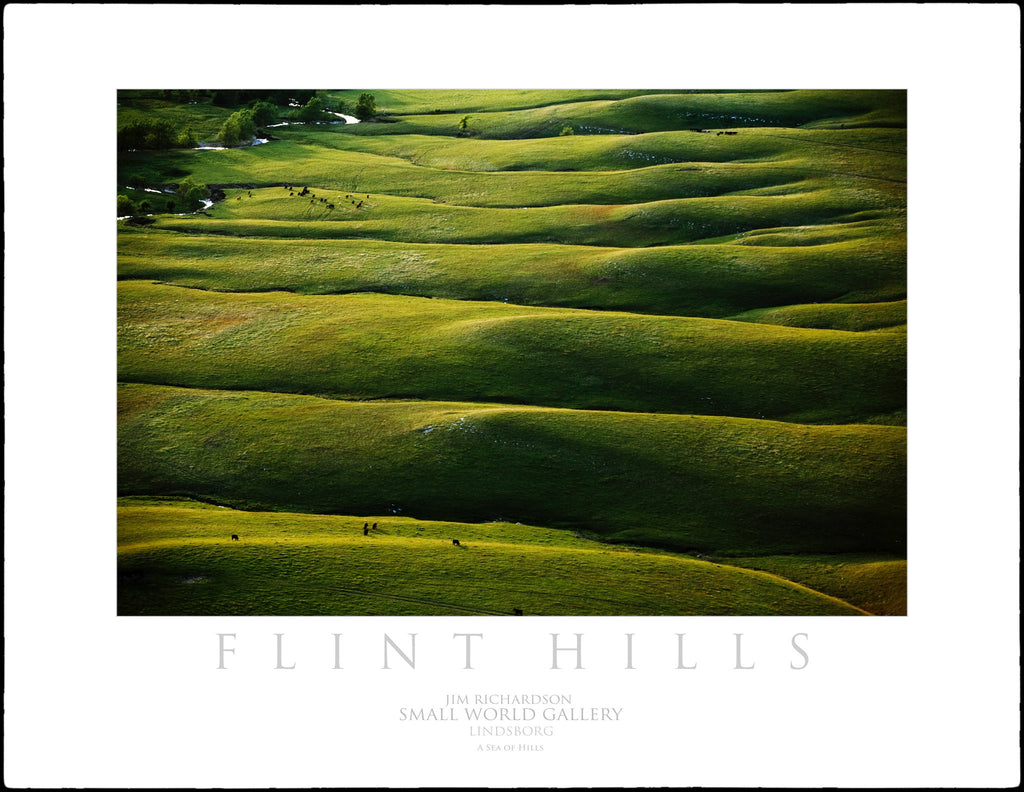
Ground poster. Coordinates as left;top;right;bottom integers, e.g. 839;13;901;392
4;4;1019;788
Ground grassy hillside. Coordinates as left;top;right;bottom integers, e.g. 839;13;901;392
119;135;905;211
118;497;868;616
719;553;907;615
118;383;906;556
728;300;906;331
117;89;907;615
317;90;906;138
150;189;901;250
283;126;906;174
118;228;905;317
118;282;905;422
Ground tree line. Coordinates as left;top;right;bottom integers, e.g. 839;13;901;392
117;118;197;152
118;91;380;151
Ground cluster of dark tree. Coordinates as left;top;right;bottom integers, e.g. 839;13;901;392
217;95;345;144
117;118;197;152
354;92;376;120
120;91;380;150
218;100;280;145
294;95;330;122
284;92;377;122
212;89;379;119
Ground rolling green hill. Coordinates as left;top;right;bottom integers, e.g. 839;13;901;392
118;383;906;556
117;89;907;615
317;89;907;137
118;497;869;616
118;281;904;423
118;229;905;317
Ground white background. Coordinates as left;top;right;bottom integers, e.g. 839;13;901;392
4;4;1020;788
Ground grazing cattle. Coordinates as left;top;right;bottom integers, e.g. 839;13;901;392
452;539;461;546
363;526;369;536
231;534;239;541
327;204;334;210
513;608;523;616
356;201;363;208
716;131;724;136
372;522;377;530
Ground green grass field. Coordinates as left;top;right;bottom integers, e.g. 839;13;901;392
118;282;905;422
117;89;907;615
118;497;869;616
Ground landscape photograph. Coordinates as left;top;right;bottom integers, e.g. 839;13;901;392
116;88;907;617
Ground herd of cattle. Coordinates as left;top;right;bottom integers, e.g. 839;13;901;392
283;185;371;211
231;185;375;213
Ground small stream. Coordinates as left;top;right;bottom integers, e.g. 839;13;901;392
267;111;360;127
193;110;360;149
193;138;269;151
118;195;213;221
122;109;359;220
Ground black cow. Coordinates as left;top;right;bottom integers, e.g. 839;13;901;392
513;608;523;616
363;526;369;536
231;534;239;541
452;539;461;546
372;522;377;530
